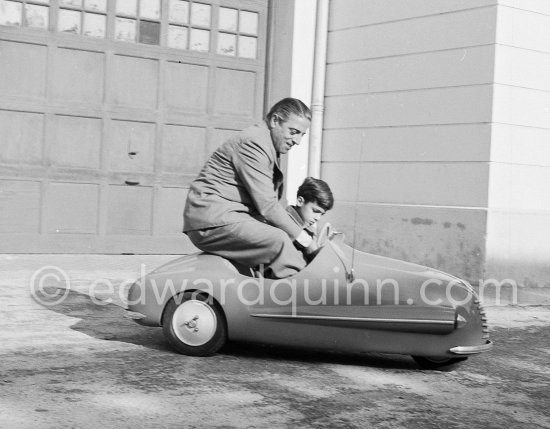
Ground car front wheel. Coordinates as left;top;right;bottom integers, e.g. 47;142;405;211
412;355;468;370
162;291;227;356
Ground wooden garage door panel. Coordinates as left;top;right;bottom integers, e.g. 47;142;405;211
214;68;256;117
52;48;104;104
50;115;101;169
162;124;206;174
0;0;268;253
164;62;208;112
45;182;99;234
107;185;152;235
0;40;46;99
109;120;155;172
0;180;40;233
110;55;158;109
154;187;188;235
0;110;43;164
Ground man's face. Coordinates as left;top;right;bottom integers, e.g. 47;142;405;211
296;197;326;227
269;113;310;154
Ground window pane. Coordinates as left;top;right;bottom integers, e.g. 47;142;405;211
58;9;81;33
239;11;258;35
0;1;22;26
116;0;137;16
115;17;136;41
169;0;188;25
25;4;48;28
139;20;160;45
83;12;105;37
219;7;236;32
190;2;210;27
189;28;209;51
84;0;106;12
238;35;256;59
217;32;235;56
60;0;82;7
168;25;187;49
140;0;160;20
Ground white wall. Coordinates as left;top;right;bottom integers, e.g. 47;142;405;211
485;2;550;285
322;0;498;280
320;0;550;287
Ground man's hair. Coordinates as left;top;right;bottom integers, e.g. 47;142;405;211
297;177;334;211
266;98;311;123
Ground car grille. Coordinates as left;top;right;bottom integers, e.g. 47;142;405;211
474;298;490;340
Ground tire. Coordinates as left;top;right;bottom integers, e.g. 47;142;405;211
162;291;227;356
412;355;468;370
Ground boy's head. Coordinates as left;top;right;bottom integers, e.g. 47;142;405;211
295;177;334;226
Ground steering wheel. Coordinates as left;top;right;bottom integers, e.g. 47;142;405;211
316;222;333;248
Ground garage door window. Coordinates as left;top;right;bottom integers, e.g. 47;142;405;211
1;0;259;58
167;1;210;51
58;0;106;37
0;0;49;28
115;0;160;44
217;7;257;58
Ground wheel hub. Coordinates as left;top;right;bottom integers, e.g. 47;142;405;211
183;316;199;330
172;300;217;346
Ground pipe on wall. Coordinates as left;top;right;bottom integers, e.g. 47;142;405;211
307;0;330;178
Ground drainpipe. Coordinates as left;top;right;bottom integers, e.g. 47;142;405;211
308;0;330;178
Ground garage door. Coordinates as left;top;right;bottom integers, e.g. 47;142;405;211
0;0;268;253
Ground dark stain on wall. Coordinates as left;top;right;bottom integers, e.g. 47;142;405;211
336;209;486;283
411;217;434;225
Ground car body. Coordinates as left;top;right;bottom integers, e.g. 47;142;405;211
126;227;492;368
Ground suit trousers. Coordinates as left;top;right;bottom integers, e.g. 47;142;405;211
186;220;307;279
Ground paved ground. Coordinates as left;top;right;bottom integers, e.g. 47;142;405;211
1;255;549;429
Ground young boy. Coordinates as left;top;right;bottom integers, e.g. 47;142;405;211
286;177;334;246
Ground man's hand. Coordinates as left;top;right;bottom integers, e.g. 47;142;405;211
295;230;313;247
295;230;319;257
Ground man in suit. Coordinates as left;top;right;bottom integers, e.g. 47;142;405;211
183;98;316;278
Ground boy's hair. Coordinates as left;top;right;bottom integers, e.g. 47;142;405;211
297;177;334;211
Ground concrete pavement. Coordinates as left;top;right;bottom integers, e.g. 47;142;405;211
1;254;549;428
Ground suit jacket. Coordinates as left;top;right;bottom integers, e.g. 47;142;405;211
183;122;302;239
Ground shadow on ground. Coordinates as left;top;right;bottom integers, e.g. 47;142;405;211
33;287;167;350
35;287;428;370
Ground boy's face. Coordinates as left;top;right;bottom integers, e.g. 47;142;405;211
296;197;326;227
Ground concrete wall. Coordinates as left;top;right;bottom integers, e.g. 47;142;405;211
323;0;499;281
485;1;550;286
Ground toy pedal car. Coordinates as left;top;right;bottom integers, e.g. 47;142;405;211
126;225;492;369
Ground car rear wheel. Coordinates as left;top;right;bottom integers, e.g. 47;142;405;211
412;355;468;370
162;292;227;356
